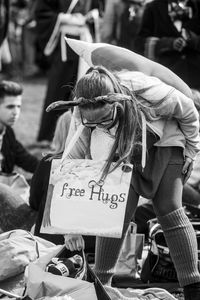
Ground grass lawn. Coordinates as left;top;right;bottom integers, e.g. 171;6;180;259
12;76;48;179
14;77;47;146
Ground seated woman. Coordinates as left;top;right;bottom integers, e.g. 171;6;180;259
29;111;72;244
30;109;96;252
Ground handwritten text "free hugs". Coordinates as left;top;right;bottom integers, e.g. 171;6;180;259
60;180;126;209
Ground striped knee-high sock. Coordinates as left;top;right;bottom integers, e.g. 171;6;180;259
94;184;138;285
94;233;127;285
157;207;200;287
94;185;138;285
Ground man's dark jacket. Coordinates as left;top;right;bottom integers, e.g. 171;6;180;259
1;126;39;174
135;0;200;88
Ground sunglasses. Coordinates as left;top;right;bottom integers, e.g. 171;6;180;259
80;106;117;128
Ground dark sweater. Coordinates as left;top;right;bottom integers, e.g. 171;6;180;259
135;0;200;88
1;126;39;174
29;156;65;244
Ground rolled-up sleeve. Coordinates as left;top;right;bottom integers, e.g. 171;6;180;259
157;89;200;160
64;107;91;159
120;71;200;159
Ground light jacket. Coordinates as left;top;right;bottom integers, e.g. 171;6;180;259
64;71;200;165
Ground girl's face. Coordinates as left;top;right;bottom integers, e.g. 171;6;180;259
80;104;117;129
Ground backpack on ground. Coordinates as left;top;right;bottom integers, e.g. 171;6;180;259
140;222;178;283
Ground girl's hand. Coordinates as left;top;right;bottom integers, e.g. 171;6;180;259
182;156;193;184
64;234;85;252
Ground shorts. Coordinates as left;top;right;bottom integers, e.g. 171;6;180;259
131;145;184;199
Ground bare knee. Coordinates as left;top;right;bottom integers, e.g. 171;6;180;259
153;201;182;217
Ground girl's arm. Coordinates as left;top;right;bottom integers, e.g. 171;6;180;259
122;71;199;159
158;89;200;160
64;107;90;159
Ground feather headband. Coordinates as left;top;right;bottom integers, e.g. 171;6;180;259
46;94;132;112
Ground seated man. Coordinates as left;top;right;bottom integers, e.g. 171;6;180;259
0;80;39;232
0;80;39;174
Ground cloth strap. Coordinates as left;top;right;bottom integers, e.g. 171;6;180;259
141;111;147;170
61;124;85;163
67;0;80;14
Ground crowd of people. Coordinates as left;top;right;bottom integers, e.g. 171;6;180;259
0;0;200;299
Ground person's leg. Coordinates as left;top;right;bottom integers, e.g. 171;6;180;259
182;183;200;208
134;200;155;239
94;183;139;285
152;150;200;299
37;54;78;142
22;25;40;77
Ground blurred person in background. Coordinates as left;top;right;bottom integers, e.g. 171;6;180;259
21;0;42;78
100;0;145;51
0;0;11;79
1;0;40;80
135;0;200;89
34;0;105;145
0;0;10;49
1;0;29;80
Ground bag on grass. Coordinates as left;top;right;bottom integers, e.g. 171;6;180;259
140;222;178;283
115;222;144;278
0;182;37;233
26;245;111;300
0;172;30;203
0;229;58;281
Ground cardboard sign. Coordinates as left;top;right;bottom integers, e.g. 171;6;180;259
41;159;132;238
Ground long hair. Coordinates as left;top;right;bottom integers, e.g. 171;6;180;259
73;66;148;180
